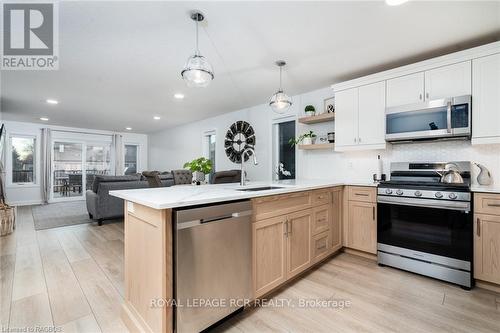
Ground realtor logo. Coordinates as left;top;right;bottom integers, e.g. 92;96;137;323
1;2;59;70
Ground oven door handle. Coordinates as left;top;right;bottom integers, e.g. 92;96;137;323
377;196;470;212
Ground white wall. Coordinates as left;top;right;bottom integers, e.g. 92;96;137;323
149;87;500;188
3;120;148;206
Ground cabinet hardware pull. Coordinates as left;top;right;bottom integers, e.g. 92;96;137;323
288;220;292;235
419;93;423;100
358;137;361;143
355;193;369;196
476;218;480;237
354;138;357;143
373;206;375;220
284;219;288;236
487;203;500;207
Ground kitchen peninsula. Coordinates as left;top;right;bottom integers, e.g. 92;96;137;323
110;180;377;333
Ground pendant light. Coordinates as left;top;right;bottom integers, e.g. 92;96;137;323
269;60;292;113
181;11;214;88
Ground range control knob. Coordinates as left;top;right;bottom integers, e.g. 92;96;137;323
385;188;393;195
414;191;422;197
449;193;457;200
396;189;404;196
435;192;443;199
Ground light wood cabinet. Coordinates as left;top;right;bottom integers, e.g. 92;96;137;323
312;231;330;264
335;82;386;151
311;204;331;235
344;186;377;255
472;53;500;145
424;61;471;100
386;72;424;107
347;201;377;254
286;209;312;278
330;188;343;252
474;213;500;285
253;215;287;297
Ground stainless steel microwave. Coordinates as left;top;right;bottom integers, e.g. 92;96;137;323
385;95;471;142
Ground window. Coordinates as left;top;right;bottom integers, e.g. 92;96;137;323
86;144;112;190
273;120;295;180
204;132;216;182
11;136;36;184
124;144;139;175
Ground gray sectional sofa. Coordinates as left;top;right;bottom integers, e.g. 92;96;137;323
86;173;174;225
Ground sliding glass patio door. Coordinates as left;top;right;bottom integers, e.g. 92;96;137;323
51;140;112;202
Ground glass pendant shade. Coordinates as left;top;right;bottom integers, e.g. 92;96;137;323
181;54;214;88
269;90;292;113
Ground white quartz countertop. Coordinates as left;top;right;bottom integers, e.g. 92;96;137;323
471;185;500;194
110;180;377;210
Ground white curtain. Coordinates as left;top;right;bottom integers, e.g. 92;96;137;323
113;134;124;175
40;128;52;204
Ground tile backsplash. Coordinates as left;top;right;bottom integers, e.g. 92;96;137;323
302;140;500;186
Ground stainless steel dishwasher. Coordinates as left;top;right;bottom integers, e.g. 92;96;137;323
174;200;253;333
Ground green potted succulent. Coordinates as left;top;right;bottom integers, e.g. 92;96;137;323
183;157;213;184
289;131;317;146
304;105;316;117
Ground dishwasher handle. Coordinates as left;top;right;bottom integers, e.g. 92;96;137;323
177;210;252;230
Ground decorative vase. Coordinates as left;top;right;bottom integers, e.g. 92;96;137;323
474;163;492;186
192;171;206;184
302;137;313;145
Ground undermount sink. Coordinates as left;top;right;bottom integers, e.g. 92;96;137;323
237;186;285;192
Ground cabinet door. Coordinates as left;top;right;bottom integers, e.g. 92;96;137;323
334;88;359;148
330;189;342;252
474;214;500;285
386;72;424;107
424;61;471;100
253;216;287;297
472;53;500;143
347;201;377;254
286;209;312;278
358;81;386;146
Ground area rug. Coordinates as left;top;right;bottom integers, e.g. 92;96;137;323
32;201;92;230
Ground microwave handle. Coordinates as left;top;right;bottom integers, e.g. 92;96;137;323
446;101;452;133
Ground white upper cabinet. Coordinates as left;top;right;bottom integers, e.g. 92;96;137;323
334;88;358;148
335;82;386;151
358;82;386;146
472;53;500;144
424;61;471;100
386;72;424;107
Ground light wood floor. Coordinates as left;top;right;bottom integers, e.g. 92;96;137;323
1;206;500;333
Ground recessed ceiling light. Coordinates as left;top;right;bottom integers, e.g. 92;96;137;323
385;0;409;5
46;99;58;104
125;127;132;131
153;116;161;120
40;117;49;121
174;93;185;99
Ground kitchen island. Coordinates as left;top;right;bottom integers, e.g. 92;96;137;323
110;180;376;333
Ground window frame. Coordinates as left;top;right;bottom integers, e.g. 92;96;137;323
272;116;297;181
8;134;37;186
202;130;216;182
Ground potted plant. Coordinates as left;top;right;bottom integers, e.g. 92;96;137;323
289;131;317;146
304;105;316;117
183;157;213;184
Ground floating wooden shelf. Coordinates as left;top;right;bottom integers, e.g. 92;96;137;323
298;143;335;150
298;113;335;124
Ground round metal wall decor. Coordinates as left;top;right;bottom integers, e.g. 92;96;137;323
224;121;256;163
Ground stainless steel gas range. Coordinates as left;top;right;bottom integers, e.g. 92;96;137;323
377;161;473;289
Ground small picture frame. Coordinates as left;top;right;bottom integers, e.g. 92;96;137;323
324;97;335;114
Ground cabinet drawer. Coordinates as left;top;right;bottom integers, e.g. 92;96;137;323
348;186;376;203
311;190;331;206
252;191;311;221
312;231;330;263
311;204;331;235
474;193;500;215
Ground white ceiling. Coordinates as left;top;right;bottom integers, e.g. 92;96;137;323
1;1;499;133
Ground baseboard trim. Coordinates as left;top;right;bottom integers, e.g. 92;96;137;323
343;248;378;261
6;200;43;207
476;280;500;294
